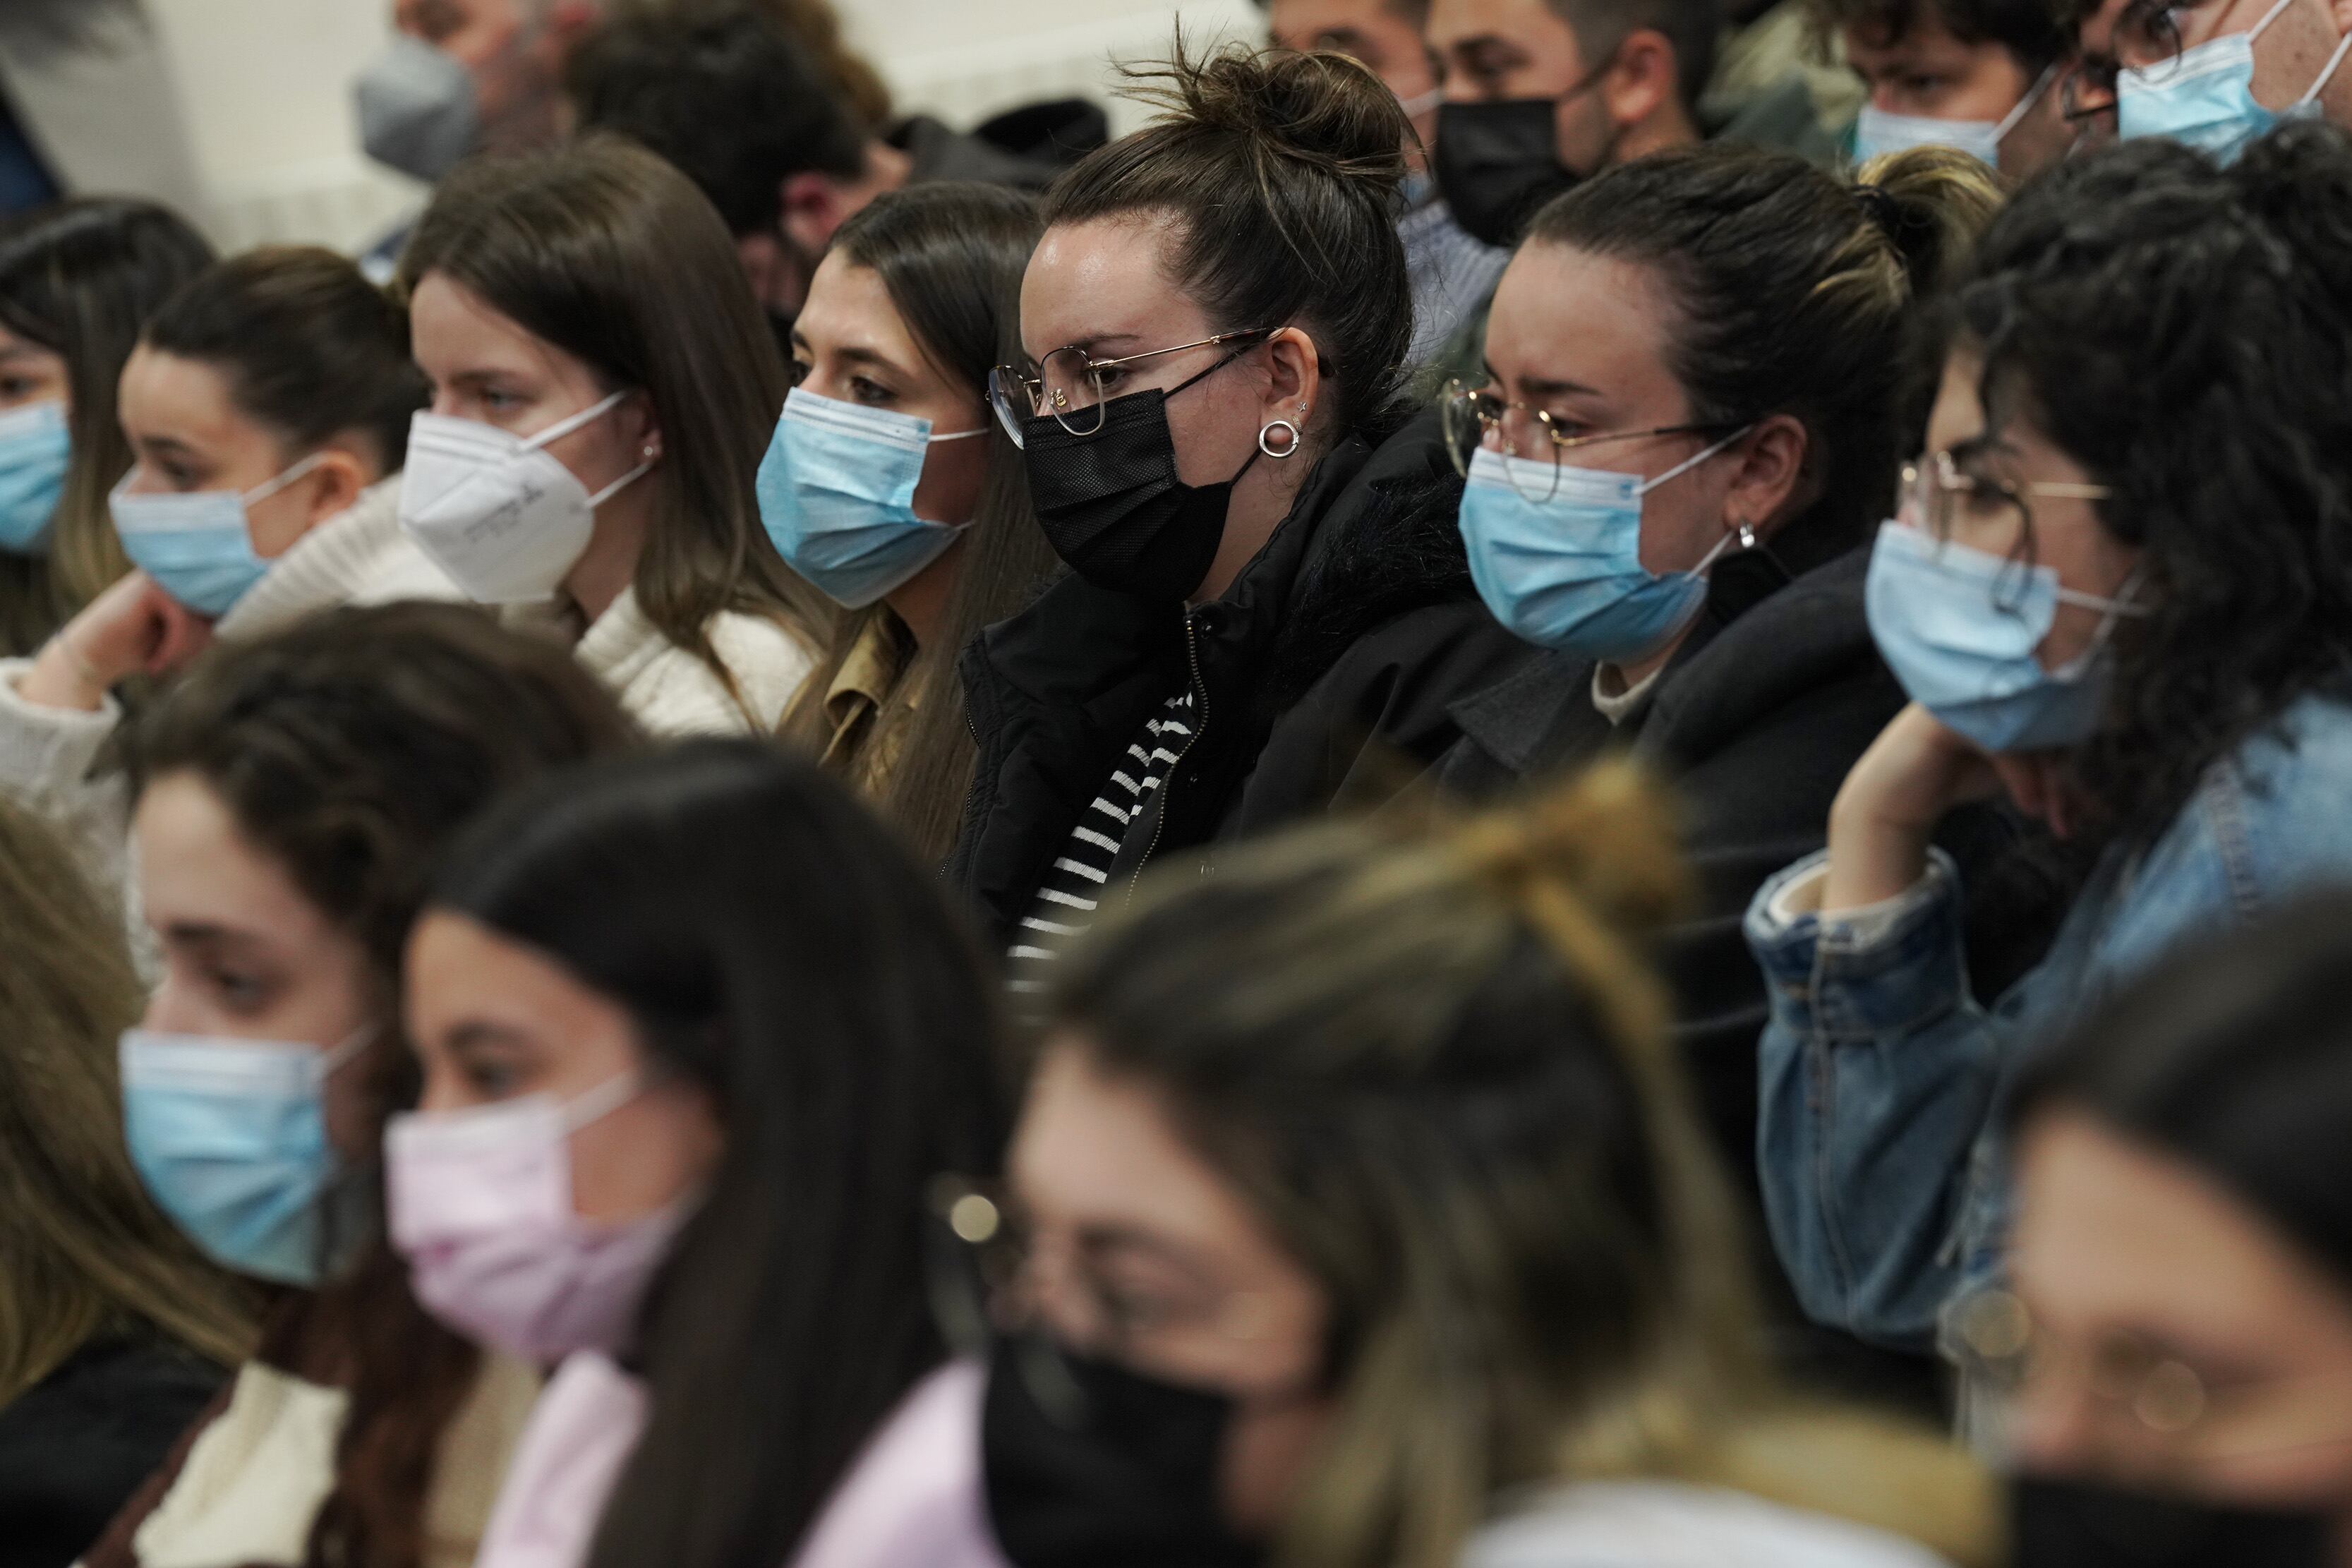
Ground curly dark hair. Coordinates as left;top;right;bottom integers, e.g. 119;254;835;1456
1948;123;2352;850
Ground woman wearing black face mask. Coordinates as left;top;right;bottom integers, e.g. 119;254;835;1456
951;765;1996;1568
1994;893;2352;1568
953;39;1530;987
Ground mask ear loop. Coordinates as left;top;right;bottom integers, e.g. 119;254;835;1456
1993;62;2061;143
557;1070;644;1135
315;1023;378;1085
2296;25;2352;104
241;450;331;507
1636;426;1759;575
2247;0;2300;46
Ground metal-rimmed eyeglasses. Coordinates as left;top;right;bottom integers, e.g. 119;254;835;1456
1899;449;2112;542
988;328;1275;446
1437;377;1739;504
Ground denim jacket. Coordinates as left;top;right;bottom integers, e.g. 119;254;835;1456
1745;693;2352;1350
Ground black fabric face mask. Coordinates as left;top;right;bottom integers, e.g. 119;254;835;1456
1433;97;1584;248
981;1332;1265;1568
1021;354;1262;602
2011;1473;2335;1567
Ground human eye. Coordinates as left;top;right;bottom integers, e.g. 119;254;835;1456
452;1044;529;1099
788;356;812;387
849;375;897;406
204;963;277;1017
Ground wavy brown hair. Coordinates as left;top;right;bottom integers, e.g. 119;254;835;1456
0;795;253;1406
397;137;836;718
121;603;644;1568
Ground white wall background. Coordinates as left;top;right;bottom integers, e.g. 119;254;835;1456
141;0;1265;253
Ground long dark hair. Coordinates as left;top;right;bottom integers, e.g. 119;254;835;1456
121;603;644;1568
397;137;837;711
1529;143;2003;566
776;183;1057;860
0;198;214;651
2013;887;2352;1293
428;740;1008;1568
1043;35;1416;447
1949;124;2352;849
141;248;428;478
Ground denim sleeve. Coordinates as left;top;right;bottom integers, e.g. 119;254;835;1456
1747;847;2004;1351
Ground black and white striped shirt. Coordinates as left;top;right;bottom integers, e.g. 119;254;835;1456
1007;688;1198;997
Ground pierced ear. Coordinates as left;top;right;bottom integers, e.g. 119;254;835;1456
1725;414;1814;541
625;390;664;463
1262;326;1323;425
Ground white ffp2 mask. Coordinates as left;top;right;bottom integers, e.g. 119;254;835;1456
396;392;653;605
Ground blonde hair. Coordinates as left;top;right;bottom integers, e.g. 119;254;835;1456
1049;764;1996;1568
0;798;254;1401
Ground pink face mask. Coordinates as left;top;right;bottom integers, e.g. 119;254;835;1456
386;1073;696;1365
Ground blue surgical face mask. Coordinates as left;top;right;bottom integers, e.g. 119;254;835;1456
2116;0;2352;161
755;386;986;610
1457;431;1751;661
0;399;68;555
1852;65;2058;167
111;452;326;617
121;1026;373;1286
1864;520;2149;753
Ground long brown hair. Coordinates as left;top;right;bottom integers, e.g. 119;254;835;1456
397;138;836;712
1048;764;1995;1568
121;603;645;1568
775;183;1057;860
0;198;215;652
0;795;254;1405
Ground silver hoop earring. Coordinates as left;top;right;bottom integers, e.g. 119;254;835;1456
1258;418;1301;459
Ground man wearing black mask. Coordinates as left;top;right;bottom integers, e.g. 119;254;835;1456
1425;0;1716;248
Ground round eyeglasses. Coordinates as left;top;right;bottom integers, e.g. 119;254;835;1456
1899;450;2113;542
989;329;1275;447
1437;378;1738;503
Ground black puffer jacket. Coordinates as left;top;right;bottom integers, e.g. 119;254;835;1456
948;409;1534;951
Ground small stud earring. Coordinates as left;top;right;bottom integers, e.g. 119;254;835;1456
643;444;658;459
1737;521;1758;550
